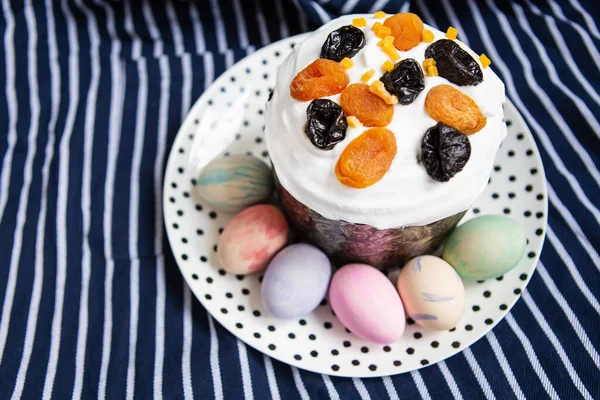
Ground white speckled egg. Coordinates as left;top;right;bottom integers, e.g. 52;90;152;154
443;215;527;280
261;243;331;319
195;155;273;213
397;256;465;331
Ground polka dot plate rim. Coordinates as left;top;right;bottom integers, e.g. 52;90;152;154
163;33;547;378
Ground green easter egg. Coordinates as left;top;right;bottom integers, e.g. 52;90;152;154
442;215;527;280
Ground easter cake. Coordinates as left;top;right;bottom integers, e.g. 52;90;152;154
265;12;507;269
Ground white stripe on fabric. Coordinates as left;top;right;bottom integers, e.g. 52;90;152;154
311;3;332;24
0;0;40;365
142;0;164;57
0;0;17;224
410;371;432;400
525;0;600;109
189;2;207;53
487;0;600;187
153;55;171;400
546;225;600;315
96;0;124;397
166;0;184;56
547;185;600;270
440;0;470;46
209;0;228;53
437;361;463;400
72;0;100;397
400;2;410;13
466;0;600;227
341;0;361;14
207;316;224;400
252;0;270;46
521;292;593;399
96;0;124;396
291;0;309;32
232;0;250;48
291;368;310;400
182;288;194;400
415;0;437;28
263;355;281;400
485;332;526;400
505;314;560;399
237;340;254;400
42;0;80;396
551;0;600;39
462;349;496;400
352;378;371;400
509;1;600;142
369;0;392;14
321;374;341;400
125;57;148;400
274;0;290;39
537;262;600;369
11;0;58;394
123;0;142;59
382;376;400;400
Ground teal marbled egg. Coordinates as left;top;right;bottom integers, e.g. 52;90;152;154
195;155;273;213
442;215;527;280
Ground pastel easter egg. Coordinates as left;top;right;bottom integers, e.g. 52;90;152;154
195;155;273;213
329;264;405;344
217;204;289;275
261;243;332;319
397;256;465;331
442;215;526;280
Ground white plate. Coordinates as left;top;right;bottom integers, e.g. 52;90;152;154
163;34;547;377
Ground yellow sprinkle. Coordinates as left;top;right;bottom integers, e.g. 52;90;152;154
374;25;392;38
340;57;354;70
422;29;434;43
347;116;363;128
382;60;395;72
374;11;387;18
352;17;367;27
423;58;436;69
480;53;492;68
383;35;395;46
372;22;383;32
446;26;458;40
384;45;400;61
427;65;439;77
361;69;375;82
369;81;398;105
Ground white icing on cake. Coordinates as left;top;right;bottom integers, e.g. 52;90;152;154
265;14;506;229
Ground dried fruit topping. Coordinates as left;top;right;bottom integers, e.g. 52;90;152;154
422;29;434;43
340;83;394;127
352;17;367;27
374;11;387;19
290;59;349;101
480;53;491;68
320;25;366;62
427;65;439;76
425;39;483;86
446;26;458;40
378;36;400;61
347;116;362;128
382;60;395;72
369;81;399;105
305;99;347;150
421;122;471;182
336;128;397;188
380;58;425;105
373;22;392;38
361;69;375;82
340;57;354;70
425;84;486;134
383;13;424;51
423;58;436;69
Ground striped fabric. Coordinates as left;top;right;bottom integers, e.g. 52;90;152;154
0;0;598;398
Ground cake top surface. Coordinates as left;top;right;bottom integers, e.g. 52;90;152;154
265;13;506;229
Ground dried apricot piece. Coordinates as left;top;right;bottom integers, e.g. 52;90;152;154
290;59;349;101
383;13;424;51
340;83;394;127
425;85;486;134
335;128;397;188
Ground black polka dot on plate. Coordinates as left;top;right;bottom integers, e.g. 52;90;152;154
352;360;360;366
520;273;528;281
294;355;301;360
192;274;199;280
483;291;491;298
514;288;522;295
236;323;243;328
242;289;250;295
361;346;369;353
225;292;232;299
178;167;184;174
452;341;460;348
509;175;516;182
173;223;179;229
177;210;184;216
331;365;339;371
253;310;261;317
343;341;351;348
472;305;480;312
431;341;439;348
524;210;532;217
394;360;402;367
288;333;296;339
421;360;429;366
181;254;188;260
218;269;226;276
485;318;493;325
191;178;197;185
200;256;207;262
206;277;213;284
407;318;415;325
536;228;544;236
331;349;339;355
508;150;515;157
494;165;501;171
324;322;332;329
503;208;511;214
536;212;544;219
466;324;473;331
369;365;377;371
449;327;456;332
299;319;306;326
204;293;211;299
414;332;422;339
221;308;228;314
528;251;536;258
209;211;217;219
254;332;261;338
196;229;204;235
213;245;218;252
526;185;533;192
195;205;203;211
262;151;269;158
496;276;504;281
309;334;316;340
310;351;318;357
169;197;175;203
238;305;245;311
473;207;480;214
537;194;544;201
499;304;508;310
526;149;533;156
492;193;499;199
406;347;414;355
508;192;515;199
268;325;275;332
530;168;538;175
268;344;276;350
236;275;244;281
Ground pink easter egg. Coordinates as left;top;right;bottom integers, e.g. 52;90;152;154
217;204;289;275
329;263;405;344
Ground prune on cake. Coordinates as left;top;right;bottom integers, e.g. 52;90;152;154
306;99;347;150
380;58;425;105
320;25;366;62
425;39;483;86
421;122;471;182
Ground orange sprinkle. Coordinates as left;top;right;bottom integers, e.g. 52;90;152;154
361;69;375;82
423;58;436;69
374;25;392;38
446;26;458;40
372;22;383;33
422;29;434;43
340;57;354;70
352;17;367;27
374;11;387;18
480;53;491;68
427;65;439;77
383;44;400;61
347;116;363;128
369;80;399;105
382;60;395;72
